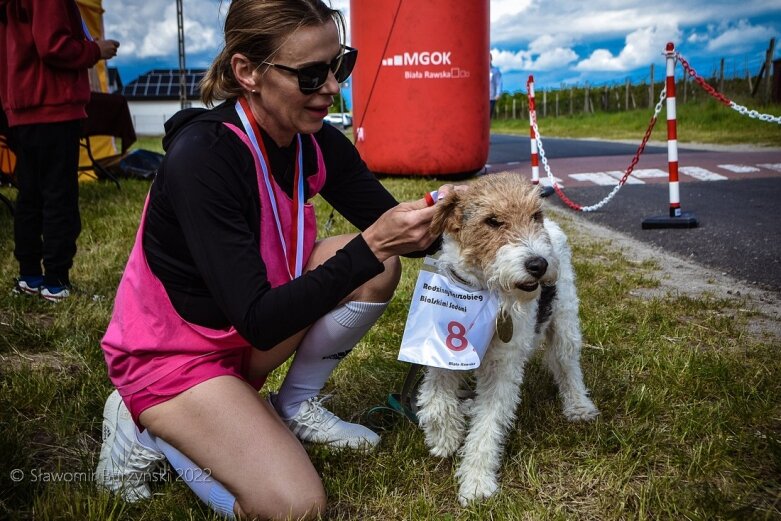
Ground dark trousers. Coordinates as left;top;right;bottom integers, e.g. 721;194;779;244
11;120;82;287
489;99;497;119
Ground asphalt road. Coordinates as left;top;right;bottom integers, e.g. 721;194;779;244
546;178;781;292
486;134;781;293
488;134;679;162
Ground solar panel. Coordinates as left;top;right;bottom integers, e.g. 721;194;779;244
122;69;206;100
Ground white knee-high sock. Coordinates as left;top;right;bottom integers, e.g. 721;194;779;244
136;427;158;450
275;300;389;419
151;434;236;519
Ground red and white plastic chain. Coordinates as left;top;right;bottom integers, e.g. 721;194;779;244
676;52;781;125
532;85;667;212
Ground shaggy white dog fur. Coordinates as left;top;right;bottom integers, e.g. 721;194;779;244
416;173;599;505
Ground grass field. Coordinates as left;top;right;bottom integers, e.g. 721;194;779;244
1;108;780;520
492;99;781;147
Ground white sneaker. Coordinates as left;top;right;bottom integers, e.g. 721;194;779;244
95;390;165;502
12;276;43;295
273;395;380;450
40;285;70;302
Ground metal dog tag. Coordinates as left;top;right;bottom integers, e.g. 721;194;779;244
496;308;513;343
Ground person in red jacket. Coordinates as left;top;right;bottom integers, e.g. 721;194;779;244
0;0;119;301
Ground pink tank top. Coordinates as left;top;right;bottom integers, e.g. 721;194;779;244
101;119;327;395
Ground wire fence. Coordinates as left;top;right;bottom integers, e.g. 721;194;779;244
494;53;779;121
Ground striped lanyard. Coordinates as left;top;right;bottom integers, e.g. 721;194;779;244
235;98;305;280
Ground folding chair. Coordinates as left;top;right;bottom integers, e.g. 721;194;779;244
0;111;15;215
80;92;137;190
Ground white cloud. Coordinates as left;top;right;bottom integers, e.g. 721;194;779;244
705;20;776;52
576;24;681;71
687;32;709;44
490;0;533;23
138;6;217;58
493;34;578;72
534;47;580;70
104;0;222;60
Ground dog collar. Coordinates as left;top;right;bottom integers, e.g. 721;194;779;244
443;266;482;291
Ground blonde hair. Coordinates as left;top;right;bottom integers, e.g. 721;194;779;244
200;0;345;106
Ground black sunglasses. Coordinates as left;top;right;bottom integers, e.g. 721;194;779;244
262;46;358;94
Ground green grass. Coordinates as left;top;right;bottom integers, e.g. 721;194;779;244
1;133;780;519
492;99;781;147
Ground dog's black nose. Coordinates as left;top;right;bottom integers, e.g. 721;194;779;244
525;256;548;278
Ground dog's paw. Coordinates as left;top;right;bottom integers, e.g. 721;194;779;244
420;405;465;458
427;432;462;458
457;474;499;505
563;398;600;422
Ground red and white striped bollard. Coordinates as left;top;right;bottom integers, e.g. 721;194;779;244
527;75;540;185
665;42;682;217
641;42;698;228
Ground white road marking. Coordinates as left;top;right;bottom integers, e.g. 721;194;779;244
631;168;670;178
679;166;728;181
569;172;621;185
758;163;781;173
606;170;645;184
719;164;760;173
539;176;564;187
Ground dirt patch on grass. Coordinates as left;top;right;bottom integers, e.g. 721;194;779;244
0;351;69;373
550;207;781;341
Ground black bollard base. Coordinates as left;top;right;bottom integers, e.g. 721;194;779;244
538;185;556;198
641;211;698;229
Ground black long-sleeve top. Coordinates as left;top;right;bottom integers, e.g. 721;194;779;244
142;101;400;350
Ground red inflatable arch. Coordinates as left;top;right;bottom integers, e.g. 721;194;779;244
350;0;490;176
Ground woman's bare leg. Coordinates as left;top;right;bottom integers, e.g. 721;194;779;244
140;376;325;520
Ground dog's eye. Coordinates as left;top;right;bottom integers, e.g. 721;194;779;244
532;211;543;223
485;216;503;228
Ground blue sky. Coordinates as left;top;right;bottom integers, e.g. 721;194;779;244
102;0;781;94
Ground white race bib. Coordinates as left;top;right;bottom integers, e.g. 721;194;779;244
398;258;499;370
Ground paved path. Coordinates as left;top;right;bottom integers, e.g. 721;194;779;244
486;135;781;293
487;134;781;187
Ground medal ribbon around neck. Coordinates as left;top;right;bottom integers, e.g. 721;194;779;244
236;97;305;280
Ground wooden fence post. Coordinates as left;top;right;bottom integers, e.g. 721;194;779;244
719;57;725;93
543;89;547;118
764;38;776;103
512;98;517;119
625;78;629;111
649;63;654;109
584;84;590;113
555;91;559;117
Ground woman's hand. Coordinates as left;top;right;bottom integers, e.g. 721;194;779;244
361;183;471;262
435;183;469;202
362;197;439;262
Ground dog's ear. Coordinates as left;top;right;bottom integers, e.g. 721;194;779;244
430;191;463;236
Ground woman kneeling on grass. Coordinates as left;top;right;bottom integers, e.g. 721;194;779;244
94;0;451;518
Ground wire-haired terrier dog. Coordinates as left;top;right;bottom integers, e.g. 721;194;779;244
417;172;599;505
